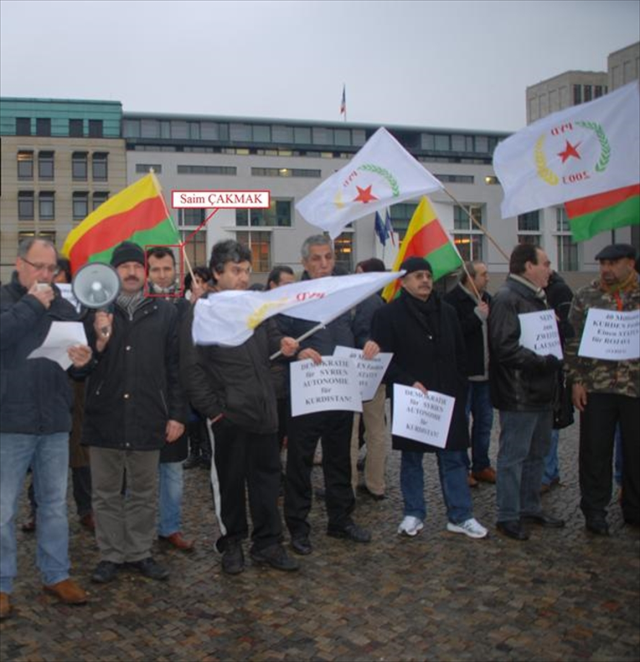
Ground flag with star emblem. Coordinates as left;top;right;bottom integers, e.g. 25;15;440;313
296;127;443;239
494;82;640;220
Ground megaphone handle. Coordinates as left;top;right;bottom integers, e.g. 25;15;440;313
98;306;113;338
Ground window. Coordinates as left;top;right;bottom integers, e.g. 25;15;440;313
93;192;109;210
389;202;419;240
230;123;251;141
92;153;108;181
38;151;54;180
88;120;103;138
251;167;321;178
518;210;540;232
201;122;220;140
181;229;207;267
176;165;236;175
72;152;88;180
474;136;489;153
36;118;51;136
236;231;271;272
312;127;334;145
39;192;55;220
16;117;31;136
436;174;474;184
583;85;592;102
451;135;466;152
73;192;89;221
18;192;35;220
136;163;162;173
453;205;484;260
17;151;34;180
123;119;140;138
189;122;200;140
141;119;159;138
573;84;582;105
19;230;55;245
272;125;294;143
235;199;292;227
454;204;483;230
252;125;271;142
334;129;351;147
177;208;205;227
453;234;483;261
294;127;311;144
69;119;83;137
555;207;578;271
171;121;189;139
333;232;354;273
434;135;450;152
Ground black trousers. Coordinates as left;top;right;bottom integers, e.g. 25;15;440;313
579;393;640;524
210;418;283;551
284;410;355;537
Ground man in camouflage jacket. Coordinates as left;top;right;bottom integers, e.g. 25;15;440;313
565;244;640;535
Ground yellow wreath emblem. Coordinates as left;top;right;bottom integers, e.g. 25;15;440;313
534;136;559;186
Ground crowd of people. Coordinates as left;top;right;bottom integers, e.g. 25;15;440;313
0;234;638;621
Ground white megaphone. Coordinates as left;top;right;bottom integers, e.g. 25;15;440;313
72;262;121;337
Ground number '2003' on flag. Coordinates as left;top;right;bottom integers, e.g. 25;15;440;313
61;173;180;273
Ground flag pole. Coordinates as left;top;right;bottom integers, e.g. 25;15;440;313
447;230;482;302
442;187;510;263
269;323;326;361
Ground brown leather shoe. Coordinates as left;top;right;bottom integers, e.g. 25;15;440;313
0;592;10;620
473;467;497;484
43;579;87;605
159;532;195;552
467;473;479;488
79;512;95;531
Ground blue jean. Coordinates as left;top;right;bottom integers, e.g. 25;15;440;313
400;449;473;524
0;433;70;593
542;428;560;486
158;461;183;537
496;410;553;522
464;381;494;473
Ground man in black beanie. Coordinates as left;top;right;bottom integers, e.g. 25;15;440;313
82;241;186;584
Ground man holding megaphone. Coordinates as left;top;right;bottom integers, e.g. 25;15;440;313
81;241;187;586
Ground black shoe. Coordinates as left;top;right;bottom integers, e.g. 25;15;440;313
586;519;610;536
221;542;245;575
91;560;121;584
496;520;530;541
357;485;386;501
128;557;169;581
290;535;313;556
250;544;299;572
521;512;566;528
327;522;371;543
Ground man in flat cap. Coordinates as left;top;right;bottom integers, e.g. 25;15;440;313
565;243;640;535
371;256;487;540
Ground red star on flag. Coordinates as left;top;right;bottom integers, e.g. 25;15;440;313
353;185;378;204
558;140;582;164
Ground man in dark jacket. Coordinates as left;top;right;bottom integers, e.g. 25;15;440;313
181;240;299;575
489;244;565;541
0;238;95;619
444;260;495;487
279;235;374;556
146;246;194;552
84;241;186;584
372;257;487;540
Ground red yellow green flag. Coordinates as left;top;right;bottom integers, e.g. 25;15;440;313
382;196;463;301
61;173;180;273
564;183;640;242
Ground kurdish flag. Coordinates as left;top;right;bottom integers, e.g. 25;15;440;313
565;184;640;242
381;197;462;302
62;174;180;273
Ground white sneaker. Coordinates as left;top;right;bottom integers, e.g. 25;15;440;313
397;516;424;537
447;518;488;539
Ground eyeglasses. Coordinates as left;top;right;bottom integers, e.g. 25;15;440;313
21;257;60;275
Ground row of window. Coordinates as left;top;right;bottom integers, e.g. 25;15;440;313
17;151;109;182
573;84;607;105
17;191;109;222
15;118;104;138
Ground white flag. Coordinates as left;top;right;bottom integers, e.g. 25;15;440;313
494;82;640;218
192;271;403;347
296;127;443;239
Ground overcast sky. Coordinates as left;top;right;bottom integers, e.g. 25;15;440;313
1;0;638;132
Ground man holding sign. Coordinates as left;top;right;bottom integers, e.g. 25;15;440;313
372;257;487;540
565;244;640;535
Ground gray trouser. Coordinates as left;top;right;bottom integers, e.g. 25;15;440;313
89;447;160;564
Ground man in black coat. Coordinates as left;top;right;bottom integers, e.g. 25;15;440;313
371;257;487;540
83;242;186;584
488;244;565;541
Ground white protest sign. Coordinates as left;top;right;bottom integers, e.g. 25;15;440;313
290;357;362;417
578;308;640;361
333;346;392;401
391;385;455;449
518;310;563;360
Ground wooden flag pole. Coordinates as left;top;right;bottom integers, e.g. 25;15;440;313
270;323;326;361
181;244;196;286
442;187;511;263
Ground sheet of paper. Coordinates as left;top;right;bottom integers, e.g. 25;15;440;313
290;356;362;417
333;345;392;401
391;385;454;449
27;321;88;370
578;308;640;361
518;309;563;360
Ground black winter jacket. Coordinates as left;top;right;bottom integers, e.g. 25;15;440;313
488;276;558;412
0;272;87;435
82;297;185;451
371;291;469;453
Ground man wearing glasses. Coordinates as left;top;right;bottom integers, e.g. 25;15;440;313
0;238;97;620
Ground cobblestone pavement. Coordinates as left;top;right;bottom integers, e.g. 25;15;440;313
1;419;639;662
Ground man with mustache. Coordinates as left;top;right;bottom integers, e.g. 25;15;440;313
83;241;186;584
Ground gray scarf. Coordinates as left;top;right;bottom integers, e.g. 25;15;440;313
116;289;145;319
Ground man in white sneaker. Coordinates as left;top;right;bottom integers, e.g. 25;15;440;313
371;257;487;541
